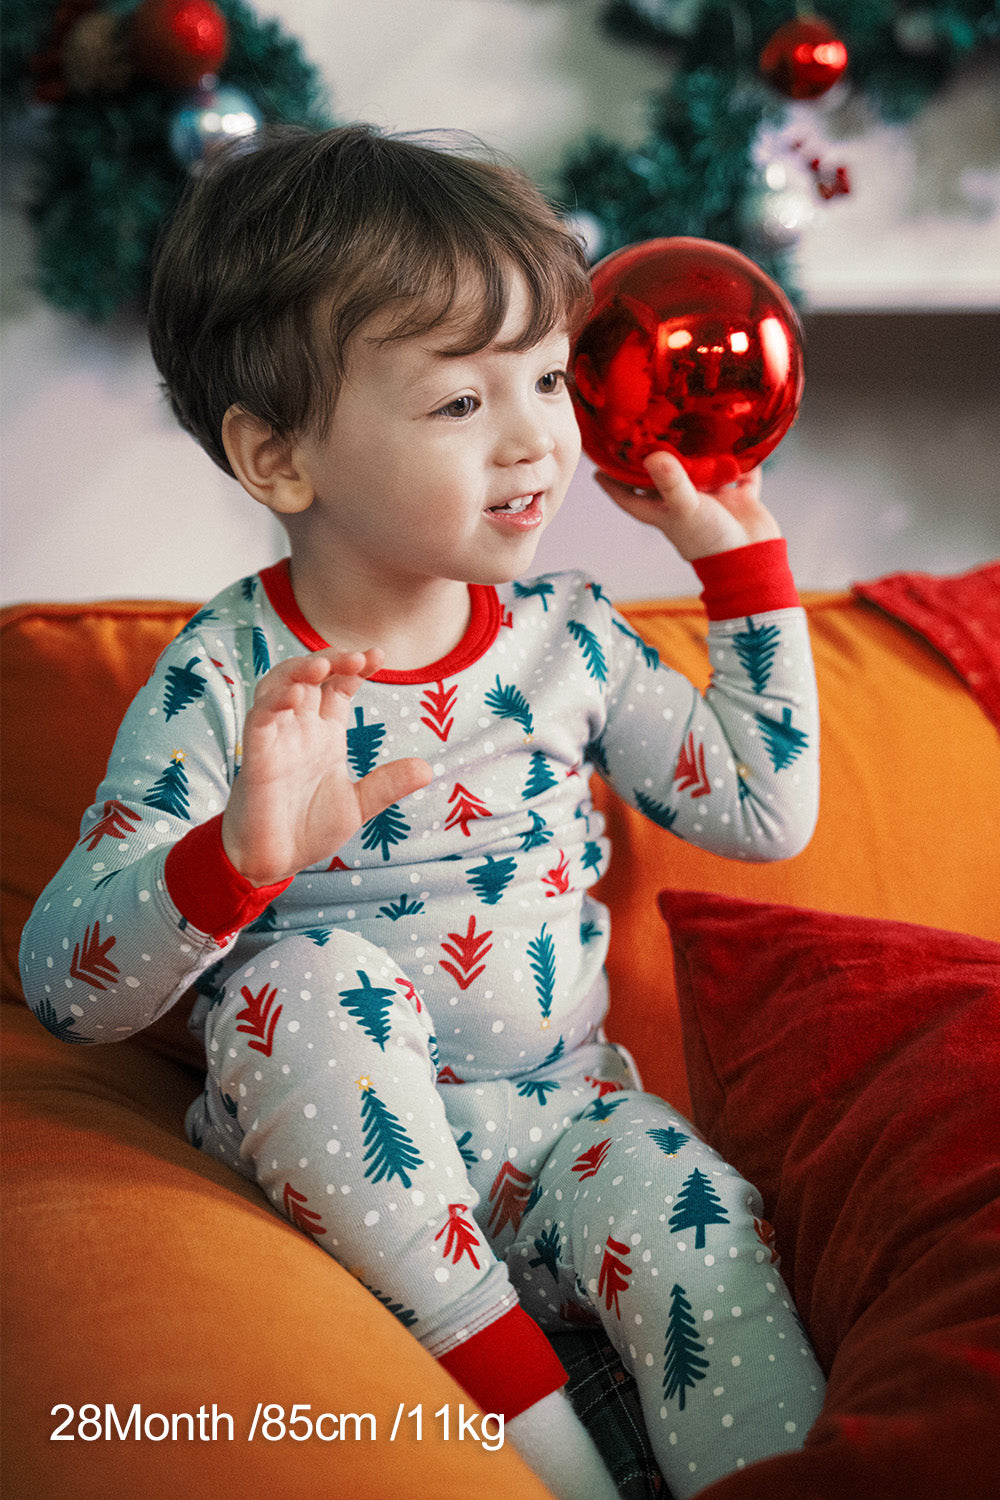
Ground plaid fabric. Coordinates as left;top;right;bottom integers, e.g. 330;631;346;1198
548;1330;669;1499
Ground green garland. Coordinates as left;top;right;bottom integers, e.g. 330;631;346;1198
1;0;331;321
557;1;999;290
1;0;996;318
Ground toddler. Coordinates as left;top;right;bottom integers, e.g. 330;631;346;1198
21;124;825;1499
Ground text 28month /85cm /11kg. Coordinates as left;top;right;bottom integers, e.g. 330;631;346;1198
48;1402;506;1449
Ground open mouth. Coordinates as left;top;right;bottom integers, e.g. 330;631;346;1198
489;494;537;515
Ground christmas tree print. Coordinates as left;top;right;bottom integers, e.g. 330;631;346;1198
364;1286;418;1329
283;1182;326;1238
78;799;141;851
35;997;89;1042
663;1283;710;1410
347;706;387;777
445;783;493;837
452;1127;477;1166
419;680;457;742
633;789;677;830
179;605;217;635
581;840;603;875
338;971;397;1050
733;617;781;693
302;926;334;945
163;656;208;720
516;1078;561;1105
528;924;556;1024
598;1236;632;1317
754;1217;781;1264
361;803;411;861
485;676;534;736
357;1076;423;1188
377;895;425;921
529;1225;563;1280
542;852;571;897
69;920;118;990
435;1204;483;1268
669;1168;731;1248
572;1139;611;1180
523;751;558;800
583;1093;629;1121
251;625;270;678
613;618;660;669
674;732;712;798
240;574;258;600
519;811;553;851
756;706;809;771
440;916;493;990
247;904;279;933
235;982;282;1056
513;577;555;611
143;751;190;819
586;734;609;775
540;1036;566;1069
567;620;608;682
486;1161;534;1237
467;853;517;905
648;1125;690;1156
580;919;601;945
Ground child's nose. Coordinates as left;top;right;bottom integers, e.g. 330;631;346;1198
496;406;556;465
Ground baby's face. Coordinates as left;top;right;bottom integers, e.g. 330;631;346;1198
291;273;582;591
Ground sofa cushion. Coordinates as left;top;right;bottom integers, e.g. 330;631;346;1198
658;888;1000;1499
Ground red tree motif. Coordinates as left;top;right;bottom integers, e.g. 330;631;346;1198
420;680;457;742
394;975;423;1012
572;1139;611;1181
754;1217;781;1265
445;783;493;837
585;1076;624;1098
70;922;119;989
674;733;712;798
436;1065;465;1085
597;1236;632;1317
283;1182;326;1238
235;982;282;1056
486;1162;534;1237
435;1204;483;1268
439;915;494;990
78;799;142;851
542;851;570;897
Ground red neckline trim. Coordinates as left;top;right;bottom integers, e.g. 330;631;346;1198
258;559;502;684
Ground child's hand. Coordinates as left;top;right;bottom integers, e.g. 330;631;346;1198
221;649;433;888
594;449;781;561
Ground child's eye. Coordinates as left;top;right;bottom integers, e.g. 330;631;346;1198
435;394;479;419
537;369;567;395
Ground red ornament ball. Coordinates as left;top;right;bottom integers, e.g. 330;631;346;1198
131;0;229;90
570;238;805;491
758;16;849;101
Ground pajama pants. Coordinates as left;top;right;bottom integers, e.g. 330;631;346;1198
186;930;825;1498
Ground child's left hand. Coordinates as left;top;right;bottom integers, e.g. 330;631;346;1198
594;449;781;561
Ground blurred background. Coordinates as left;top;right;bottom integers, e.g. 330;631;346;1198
2;0;998;606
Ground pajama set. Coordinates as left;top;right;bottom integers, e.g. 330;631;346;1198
22;540;825;1497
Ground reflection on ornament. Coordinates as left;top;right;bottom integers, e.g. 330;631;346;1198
759;17;849;101
169;84;261;169
132;0;229;90
570;238;804;490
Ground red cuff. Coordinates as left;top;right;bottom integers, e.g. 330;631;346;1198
692;538;800;621
437;1306;567;1420
164;814;292;941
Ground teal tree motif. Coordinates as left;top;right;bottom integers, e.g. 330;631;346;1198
362;804;411;861
347;707;387;777
648;1125;690;1156
529;1224;563;1280
523;751;557;800
338;971;397;1050
143;752;190;819
733;617;780;693
358;1079;423;1188
567;619;608;682
513;578;555;611
252;626;271;678
634;789;677;831
467;853;517;905
669;1168;730;1248
163;657;207;720
486;677;534;736
756;706;809;772
528;924;556;1024
663;1283;710;1410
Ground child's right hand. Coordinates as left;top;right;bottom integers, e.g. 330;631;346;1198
220;648;433;888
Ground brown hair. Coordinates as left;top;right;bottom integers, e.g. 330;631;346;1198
147;123;592;475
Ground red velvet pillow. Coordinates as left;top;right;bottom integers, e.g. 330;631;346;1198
657;889;1000;1500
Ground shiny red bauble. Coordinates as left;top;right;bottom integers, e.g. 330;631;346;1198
758;16;849;101
131;0;229;90
570;238;805;490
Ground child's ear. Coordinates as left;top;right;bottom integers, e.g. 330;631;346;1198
222;406;313;515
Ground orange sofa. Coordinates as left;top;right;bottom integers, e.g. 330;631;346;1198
3;575;999;1499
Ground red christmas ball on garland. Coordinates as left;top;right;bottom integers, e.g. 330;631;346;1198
131;0;228;89
759;15;848;101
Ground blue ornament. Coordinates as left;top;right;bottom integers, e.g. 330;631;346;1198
169;84;262;170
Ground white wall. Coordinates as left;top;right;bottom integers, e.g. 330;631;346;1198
2;0;999;608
